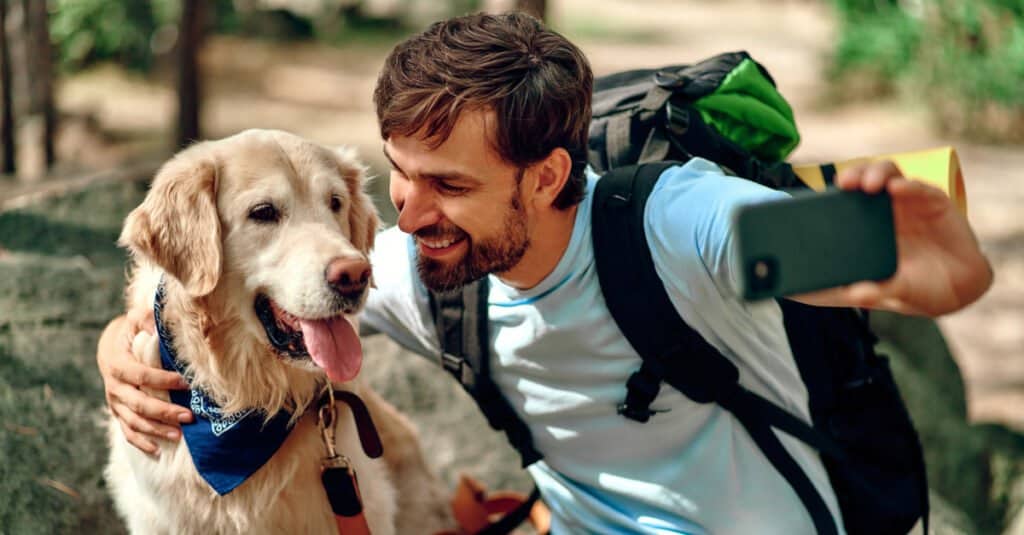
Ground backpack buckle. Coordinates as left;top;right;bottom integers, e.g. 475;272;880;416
441;352;477;388
664;102;690;136
617;366;670;423
654;69;689;89
616;402;665;423
441;352;463;374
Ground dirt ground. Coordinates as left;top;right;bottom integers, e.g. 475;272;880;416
43;0;1024;431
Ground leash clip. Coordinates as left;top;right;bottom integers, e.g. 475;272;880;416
318;383;341;461
316;382;370;532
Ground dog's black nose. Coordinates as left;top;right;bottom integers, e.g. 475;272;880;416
326;257;371;297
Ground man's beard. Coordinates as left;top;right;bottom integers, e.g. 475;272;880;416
415;192;529;293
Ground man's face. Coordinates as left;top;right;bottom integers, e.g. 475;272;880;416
385;109;531;292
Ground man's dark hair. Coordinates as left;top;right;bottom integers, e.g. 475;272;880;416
373;12;593;209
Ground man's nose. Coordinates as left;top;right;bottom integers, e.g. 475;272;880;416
392;179;440;234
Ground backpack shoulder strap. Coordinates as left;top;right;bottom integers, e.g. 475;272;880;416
592;162;740;409
427;279;542;468
591;162;842;535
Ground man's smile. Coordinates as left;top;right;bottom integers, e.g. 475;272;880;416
416;235;467;259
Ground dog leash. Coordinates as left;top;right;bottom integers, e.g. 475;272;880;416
317;384;383;535
316;383;552;535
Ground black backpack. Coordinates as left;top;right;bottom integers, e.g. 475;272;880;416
426;52;928;535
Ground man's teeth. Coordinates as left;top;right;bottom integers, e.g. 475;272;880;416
421;237;457;249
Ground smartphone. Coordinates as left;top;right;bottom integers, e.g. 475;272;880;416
733;187;897;301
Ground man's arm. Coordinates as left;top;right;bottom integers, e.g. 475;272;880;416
788;161;993;316
97;310;192;455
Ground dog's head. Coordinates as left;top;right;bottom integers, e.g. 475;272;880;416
121;129;379;402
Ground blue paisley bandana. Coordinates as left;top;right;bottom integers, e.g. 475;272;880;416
154;284;295;495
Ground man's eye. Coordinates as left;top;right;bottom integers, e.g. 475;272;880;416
248;203;280;223
437;181;469;195
330;195;343;213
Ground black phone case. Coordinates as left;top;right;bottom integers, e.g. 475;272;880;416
734;188;897;300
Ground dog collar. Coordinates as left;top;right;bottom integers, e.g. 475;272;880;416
154;282;295;496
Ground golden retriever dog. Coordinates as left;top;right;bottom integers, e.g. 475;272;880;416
105;129;454;534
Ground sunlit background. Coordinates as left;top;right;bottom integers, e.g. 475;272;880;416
1;0;1022;533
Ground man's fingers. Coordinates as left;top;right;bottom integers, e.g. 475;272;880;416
835;161;902;194
844;281;883;309
113;410;159;456
844;276;918;313
111;358;190;391
861;161;901;194
136;390;193;426
835;163;868;191
888;175;947;203
112;401;182;441
111;381;192;425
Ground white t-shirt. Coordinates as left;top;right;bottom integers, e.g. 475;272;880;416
362;158;843;534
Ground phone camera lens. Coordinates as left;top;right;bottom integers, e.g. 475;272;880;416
754;261;770;279
747;257;779;295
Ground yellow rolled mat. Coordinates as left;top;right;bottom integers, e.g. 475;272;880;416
791;146;967;216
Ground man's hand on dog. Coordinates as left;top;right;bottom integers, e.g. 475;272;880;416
97;308;193;455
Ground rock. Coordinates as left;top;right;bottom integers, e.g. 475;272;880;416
876;311;1024;532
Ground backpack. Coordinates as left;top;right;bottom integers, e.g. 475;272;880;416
426;51;929;535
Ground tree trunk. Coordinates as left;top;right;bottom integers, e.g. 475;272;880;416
0;0;15;174
5;0;54;180
176;0;205;148
24;0;53;168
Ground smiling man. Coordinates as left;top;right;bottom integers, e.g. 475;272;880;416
382;109;572;293
98;11;993;534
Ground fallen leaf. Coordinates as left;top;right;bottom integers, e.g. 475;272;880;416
4;423;39;436
37;478;80;499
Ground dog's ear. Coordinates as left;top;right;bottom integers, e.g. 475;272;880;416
335;146;379;255
120;150;222;297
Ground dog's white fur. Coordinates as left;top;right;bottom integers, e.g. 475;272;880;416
105;129;453;535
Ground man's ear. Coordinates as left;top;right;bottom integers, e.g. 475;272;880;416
119;150;222;297
527;147;573;209
336;146;380;255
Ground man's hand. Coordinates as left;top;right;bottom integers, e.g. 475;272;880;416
97;307;193;455
792;160;993;316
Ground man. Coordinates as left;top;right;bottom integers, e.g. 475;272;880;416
97;12;993;534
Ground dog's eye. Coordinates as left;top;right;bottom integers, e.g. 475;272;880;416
248;203;280;223
330;195;343;213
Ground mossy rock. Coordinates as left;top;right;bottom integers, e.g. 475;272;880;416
875;311;1024;533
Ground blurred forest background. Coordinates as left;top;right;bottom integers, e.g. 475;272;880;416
1;0;1023;533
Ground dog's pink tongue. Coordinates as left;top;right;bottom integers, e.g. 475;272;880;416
298;316;362;383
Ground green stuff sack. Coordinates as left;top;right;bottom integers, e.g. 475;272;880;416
588;51;804;188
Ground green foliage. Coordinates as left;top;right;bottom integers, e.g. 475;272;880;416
48;0;317;73
49;0;178;72
828;0;1024;142
47;1;488;74
923;2;1024;106
828;8;920;90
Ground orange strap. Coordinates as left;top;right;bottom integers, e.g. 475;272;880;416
323;463;372;535
334;512;372;535
442;474;551;535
